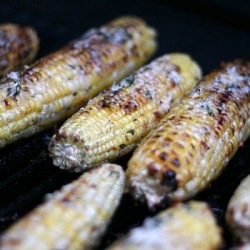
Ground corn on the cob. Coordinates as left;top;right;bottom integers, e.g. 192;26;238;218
0;16;156;148
0;24;39;77
105;201;222;250
127;60;250;208
0;163;124;250
226;175;250;243
49;53;201;172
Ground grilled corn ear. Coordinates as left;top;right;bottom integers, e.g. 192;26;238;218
0;24;39;77
0;163;124;250
127;60;250;208
105;201;222;250
226;175;250;243
0;16;156;148
49;53;201;172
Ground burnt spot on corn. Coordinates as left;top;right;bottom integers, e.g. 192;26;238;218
147;163;159;175
200;141;210;155
171;158;181;167
153;111;162;119
3;98;10;107
119;144;126;149
123;101;138;115
161;170;178;190
127;129;135;135
55;132;67;140
74;135;81;143
159;152;168;161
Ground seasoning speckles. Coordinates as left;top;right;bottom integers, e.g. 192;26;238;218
49;53;201;172
127;60;250;208
0;16;157;149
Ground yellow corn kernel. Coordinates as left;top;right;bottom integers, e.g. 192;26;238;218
49;53;201;172
0;16;156;148
105;201;222;250
227;175;250;244
126;60;250;208
0;163;124;250
0;24;39;77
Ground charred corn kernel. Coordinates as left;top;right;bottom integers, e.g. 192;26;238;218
105;201;222;250
127;60;250;208
0;16;156;148
226;175;250;243
0;24;39;77
49;53;201;172
0;163;124;250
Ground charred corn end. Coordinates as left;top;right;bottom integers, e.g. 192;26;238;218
226;175;250;243
0;16;156;148
105;201;222;250
0;24;39;77
49;53;201;172
0;163;125;250
127;60;250;208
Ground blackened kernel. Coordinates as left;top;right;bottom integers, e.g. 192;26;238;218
219;98;226;103
3;99;9;106
159;152;168;161
119;144;126;149
124;104;131;113
127;129;135;135
100;102;110;108
161;170;177;190
218;117;225;126
74;135;81;142
171;158;181;167
153;111;162;119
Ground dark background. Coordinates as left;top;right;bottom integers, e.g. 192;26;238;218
0;0;249;249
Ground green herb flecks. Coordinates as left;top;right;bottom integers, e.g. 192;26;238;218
145;90;152;99
206;105;214;116
127;129;135;135
125;75;135;86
